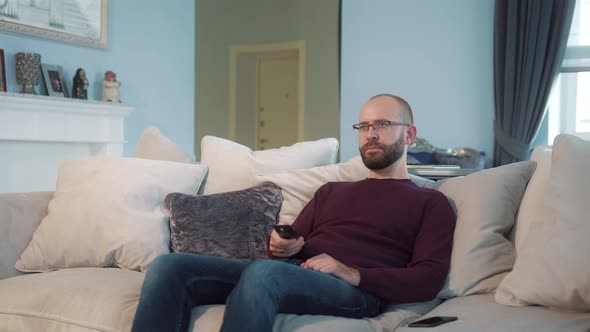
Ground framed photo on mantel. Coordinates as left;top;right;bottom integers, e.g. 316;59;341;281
0;49;6;92
0;0;108;48
41;63;68;97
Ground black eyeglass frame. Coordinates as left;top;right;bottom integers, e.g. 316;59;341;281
352;120;411;132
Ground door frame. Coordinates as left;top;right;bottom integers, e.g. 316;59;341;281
229;40;306;142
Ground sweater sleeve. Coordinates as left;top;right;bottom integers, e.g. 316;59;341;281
356;193;456;302
266;184;325;259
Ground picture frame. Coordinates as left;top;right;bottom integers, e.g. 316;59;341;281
0;0;108;48
41;63;68;97
0;49;6;92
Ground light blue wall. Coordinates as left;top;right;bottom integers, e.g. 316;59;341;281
340;0;495;162
0;0;195;157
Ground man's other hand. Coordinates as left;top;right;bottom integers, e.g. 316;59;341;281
301;254;361;286
269;225;304;258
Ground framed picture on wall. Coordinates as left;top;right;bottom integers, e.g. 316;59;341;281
41;64;68;97
0;49;6;92
0;0;108;48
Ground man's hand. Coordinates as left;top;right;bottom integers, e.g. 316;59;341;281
269;222;304;257
300;253;361;286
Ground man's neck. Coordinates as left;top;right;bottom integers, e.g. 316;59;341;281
367;156;410;180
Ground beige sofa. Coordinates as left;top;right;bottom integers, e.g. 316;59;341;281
1;135;590;332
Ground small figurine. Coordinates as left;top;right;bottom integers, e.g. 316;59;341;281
71;68;88;99
102;70;121;103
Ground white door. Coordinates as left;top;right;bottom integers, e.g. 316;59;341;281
256;55;299;150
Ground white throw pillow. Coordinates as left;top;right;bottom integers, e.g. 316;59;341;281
255;156;435;224
15;157;208;272
135;126;194;163
200;136;339;194
512;146;552;253
495;134;590;311
435;161;536;299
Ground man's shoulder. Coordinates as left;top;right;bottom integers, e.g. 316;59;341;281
388;180;452;210
318;178;445;200
313;179;368;195
317;179;452;211
316;180;358;192
411;185;454;214
408;182;448;201
318;178;424;194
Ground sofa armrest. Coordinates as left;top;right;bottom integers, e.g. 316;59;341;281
0;192;53;280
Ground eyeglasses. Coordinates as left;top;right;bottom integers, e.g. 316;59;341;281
352;120;410;134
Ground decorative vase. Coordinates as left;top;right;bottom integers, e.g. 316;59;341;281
15;52;42;95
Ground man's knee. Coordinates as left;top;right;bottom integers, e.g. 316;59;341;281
144;253;192;282
240;260;295;289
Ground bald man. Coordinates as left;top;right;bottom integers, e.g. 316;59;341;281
131;94;456;332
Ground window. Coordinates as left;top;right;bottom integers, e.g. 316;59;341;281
547;0;590;143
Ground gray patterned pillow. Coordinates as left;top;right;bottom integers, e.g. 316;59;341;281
165;182;283;260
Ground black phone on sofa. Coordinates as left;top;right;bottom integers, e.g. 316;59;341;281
273;225;298;239
408;316;458;328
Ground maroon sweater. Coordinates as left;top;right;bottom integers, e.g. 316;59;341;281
269;178;455;303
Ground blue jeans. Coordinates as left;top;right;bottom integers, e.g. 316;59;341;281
131;253;384;332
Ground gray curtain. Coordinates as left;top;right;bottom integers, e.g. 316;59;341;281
493;0;575;166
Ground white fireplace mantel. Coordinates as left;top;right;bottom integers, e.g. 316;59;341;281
0;92;135;193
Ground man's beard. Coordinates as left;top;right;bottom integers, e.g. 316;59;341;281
359;134;405;170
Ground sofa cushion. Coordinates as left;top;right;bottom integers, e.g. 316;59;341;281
495;134;590;311
435;161;535;298
15;157;208;272
0;267;439;332
0;268;143;332
396;294;590;332
166;182;283;260
511;146;552;251
135;125;194;163
188;300;441;332
255;156;435;223
200;136;339;195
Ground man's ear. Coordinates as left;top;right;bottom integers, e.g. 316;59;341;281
405;125;417;145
